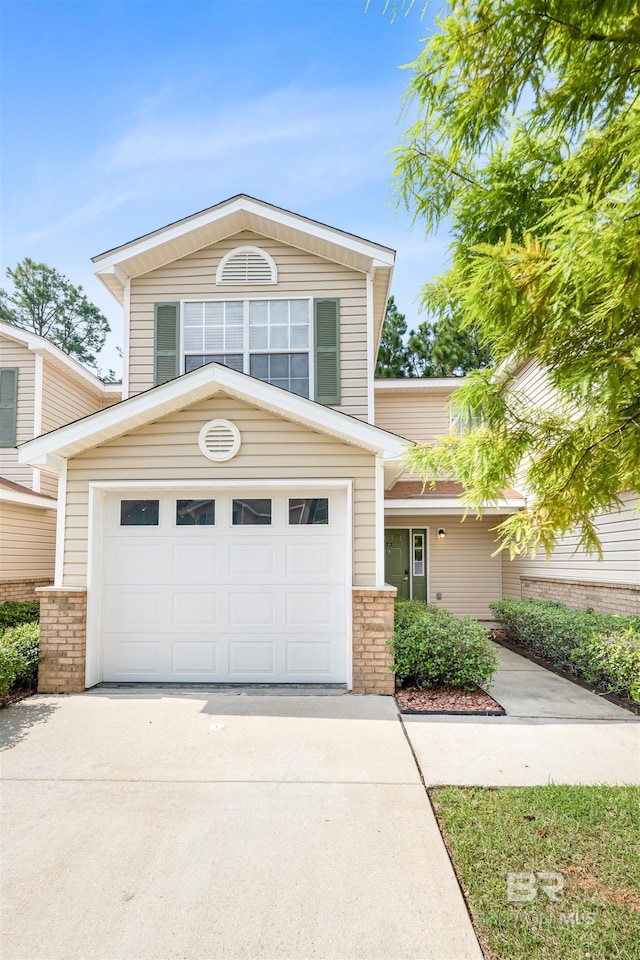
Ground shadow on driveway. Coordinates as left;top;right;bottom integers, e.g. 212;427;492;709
0;697;59;751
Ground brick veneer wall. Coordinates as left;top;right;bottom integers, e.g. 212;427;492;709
521;576;640;616
0;578;53;604
36;587;87;693
352;586;397;695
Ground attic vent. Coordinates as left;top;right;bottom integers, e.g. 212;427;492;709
216;246;277;284
198;419;242;462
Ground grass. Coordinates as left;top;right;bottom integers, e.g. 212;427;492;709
430;785;640;960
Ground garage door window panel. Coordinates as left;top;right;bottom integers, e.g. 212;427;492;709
176;499;216;526
289;498;329;525
232;498;272;526
120;500;160;526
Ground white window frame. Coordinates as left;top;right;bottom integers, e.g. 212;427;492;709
180;297;315;400
450;401;483;436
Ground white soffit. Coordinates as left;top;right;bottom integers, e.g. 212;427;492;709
93;195;395;304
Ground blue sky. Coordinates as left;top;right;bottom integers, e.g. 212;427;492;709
1;0;449;376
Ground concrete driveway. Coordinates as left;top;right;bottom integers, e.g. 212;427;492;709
0;690;482;960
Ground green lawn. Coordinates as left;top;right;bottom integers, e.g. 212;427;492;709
430;785;640;960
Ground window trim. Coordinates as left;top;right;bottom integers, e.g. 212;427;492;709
449;401;483;436
180;297;315;399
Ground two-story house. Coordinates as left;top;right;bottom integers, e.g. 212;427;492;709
0;322;121;602
17;195;639;695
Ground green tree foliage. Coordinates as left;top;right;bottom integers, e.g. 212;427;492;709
0;258;110;371
406;314;491;377
375;296;409;377
393;0;640;556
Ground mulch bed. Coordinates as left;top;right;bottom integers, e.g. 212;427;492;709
490;629;640;717
0;688;36;709
395;685;505;716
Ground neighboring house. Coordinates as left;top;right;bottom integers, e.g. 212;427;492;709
498;359;640;614
16;195;639;696
0;322;121;602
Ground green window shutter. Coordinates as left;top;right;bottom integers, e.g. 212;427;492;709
314;298;340;404
0;368;18;447
154;303;180;386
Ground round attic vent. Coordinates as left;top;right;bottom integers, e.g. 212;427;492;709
198;419;241;462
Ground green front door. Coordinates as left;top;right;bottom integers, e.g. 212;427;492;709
385;529;410;599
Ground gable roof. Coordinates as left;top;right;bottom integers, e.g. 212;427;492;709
18;362;410;486
92;194;395;337
0;322;122;397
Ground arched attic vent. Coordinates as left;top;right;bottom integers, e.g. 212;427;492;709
216;246;277;284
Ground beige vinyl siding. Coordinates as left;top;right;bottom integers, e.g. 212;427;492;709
38;471;58;499
511;358;556;409
385;514;503;619
503;491;640;594
375;390;453;443
375;388;454;482
40;363;105;434
0;501;56;580
128;230;368;419
63;394;376;586
100;393;122;410
0;337;35;488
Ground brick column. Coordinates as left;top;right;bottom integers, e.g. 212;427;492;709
36;587;87;693
352;586;396;695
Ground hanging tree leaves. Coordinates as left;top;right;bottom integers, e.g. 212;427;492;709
392;0;640;556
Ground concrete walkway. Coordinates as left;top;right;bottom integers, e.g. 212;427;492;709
404;642;640;787
0;690;482;960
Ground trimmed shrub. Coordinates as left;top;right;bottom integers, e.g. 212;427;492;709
572;626;640;702
489;598;596;669
490;598;640;702
391;600;498;690
0;622;40;697
0;601;40;630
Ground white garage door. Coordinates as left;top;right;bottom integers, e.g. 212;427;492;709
101;488;349;683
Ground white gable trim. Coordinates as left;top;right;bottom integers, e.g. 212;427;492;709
93;196;395;274
0;485;57;510
18;363;410;471
0;322;121;397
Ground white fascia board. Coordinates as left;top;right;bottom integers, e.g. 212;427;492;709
374;378;465;392
0;486;57;510
93;196;395;276
18;364;410;467
384;498;524;513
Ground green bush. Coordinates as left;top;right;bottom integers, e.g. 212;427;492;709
572;626;640;702
490;598;640;702
0;601;40;630
0;622;40;697
391;600;498;690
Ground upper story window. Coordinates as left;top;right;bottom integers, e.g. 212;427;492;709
216;246;277;285
153;297;340;405
450;402;482;435
0;368;18;448
183;299;311;397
